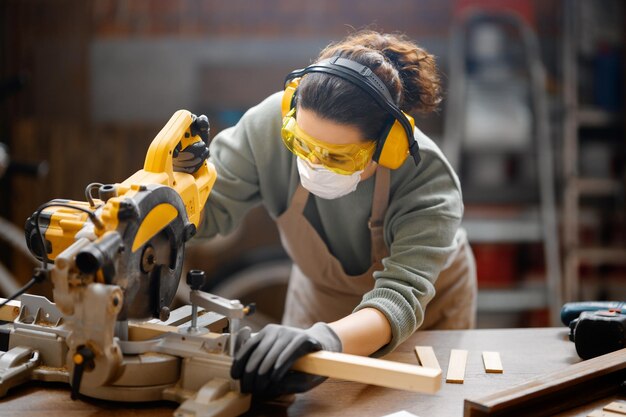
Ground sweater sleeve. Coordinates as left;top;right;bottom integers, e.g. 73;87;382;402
354;140;463;357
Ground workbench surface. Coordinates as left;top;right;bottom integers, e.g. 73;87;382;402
1;327;624;416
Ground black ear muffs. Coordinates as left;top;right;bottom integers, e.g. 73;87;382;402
282;56;420;169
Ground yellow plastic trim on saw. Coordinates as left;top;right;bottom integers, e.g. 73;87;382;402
143;110;191;186
131;203;178;252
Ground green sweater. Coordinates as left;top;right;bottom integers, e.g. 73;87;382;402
199;92;463;354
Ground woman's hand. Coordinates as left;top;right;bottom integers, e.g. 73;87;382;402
231;322;341;397
173;114;210;174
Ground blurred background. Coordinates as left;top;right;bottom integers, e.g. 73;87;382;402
0;0;623;329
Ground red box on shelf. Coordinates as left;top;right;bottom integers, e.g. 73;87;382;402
472;243;518;287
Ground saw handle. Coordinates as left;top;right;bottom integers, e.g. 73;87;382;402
142;109;207;186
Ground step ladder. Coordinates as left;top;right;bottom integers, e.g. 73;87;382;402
443;9;562;324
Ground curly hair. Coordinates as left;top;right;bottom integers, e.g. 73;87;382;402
297;30;441;140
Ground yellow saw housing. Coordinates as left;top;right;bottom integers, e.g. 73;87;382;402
26;109;216;263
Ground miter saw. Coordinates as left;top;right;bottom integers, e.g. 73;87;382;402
0;110;255;416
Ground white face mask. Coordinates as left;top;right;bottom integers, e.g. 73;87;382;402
296;157;363;200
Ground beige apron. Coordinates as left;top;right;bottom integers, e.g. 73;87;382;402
278;167;477;330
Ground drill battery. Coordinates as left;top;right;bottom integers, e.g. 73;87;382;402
568;309;626;360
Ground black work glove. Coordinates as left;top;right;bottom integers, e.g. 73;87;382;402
231;322;342;398
173;114;210;174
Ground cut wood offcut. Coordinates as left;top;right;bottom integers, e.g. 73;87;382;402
482;351;503;374
415;346;441;370
604;402;626;415
588;410;625;417
446;349;468;384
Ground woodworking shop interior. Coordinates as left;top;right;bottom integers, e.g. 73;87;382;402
2;1;626;416
4;0;623;330
1;0;624;328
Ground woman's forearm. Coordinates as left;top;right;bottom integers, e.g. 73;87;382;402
328;307;392;356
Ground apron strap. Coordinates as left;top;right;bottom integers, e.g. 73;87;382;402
289;184;310;213
290;167;390;263
368;167;391;263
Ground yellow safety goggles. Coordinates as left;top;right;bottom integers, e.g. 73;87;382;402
281;109;376;175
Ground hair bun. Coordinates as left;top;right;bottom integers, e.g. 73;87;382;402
319;30;441;114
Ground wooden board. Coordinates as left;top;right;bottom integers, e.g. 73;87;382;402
604;402;626;415
464;348;626;417
482;351;503;374
292;350;442;394
588;410;625;417
415;345;441;369
446;349;468;384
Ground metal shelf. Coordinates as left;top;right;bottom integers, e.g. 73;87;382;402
576;107;620;128
477;284;549;312
572;178;622;196
561;0;625;302
463;217;543;243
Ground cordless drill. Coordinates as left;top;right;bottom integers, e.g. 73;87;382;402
561;301;626;360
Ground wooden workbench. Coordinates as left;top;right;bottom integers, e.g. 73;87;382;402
0;327;624;416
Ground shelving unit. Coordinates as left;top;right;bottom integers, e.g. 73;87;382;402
561;0;626;302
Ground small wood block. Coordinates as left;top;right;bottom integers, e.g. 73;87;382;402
414;346;440;370
604;402;626;415
446;349;468;384
482;351;503;373
381;411;421;417
588;409;625;417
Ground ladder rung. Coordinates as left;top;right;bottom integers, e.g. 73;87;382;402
572;178;622;196
576;107;620;127
569;247;626;265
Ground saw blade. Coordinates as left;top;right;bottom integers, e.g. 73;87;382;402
114;185;188;320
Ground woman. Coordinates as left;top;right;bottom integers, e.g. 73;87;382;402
189;30;476;397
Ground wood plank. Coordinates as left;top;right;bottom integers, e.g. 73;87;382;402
588;410;625;417
414;345;440;369
292;350;442;394
604;402;626;415
446;349;468;384
0;299;21;321
127;321;180;341
464;348;626;417
482;351;503;374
